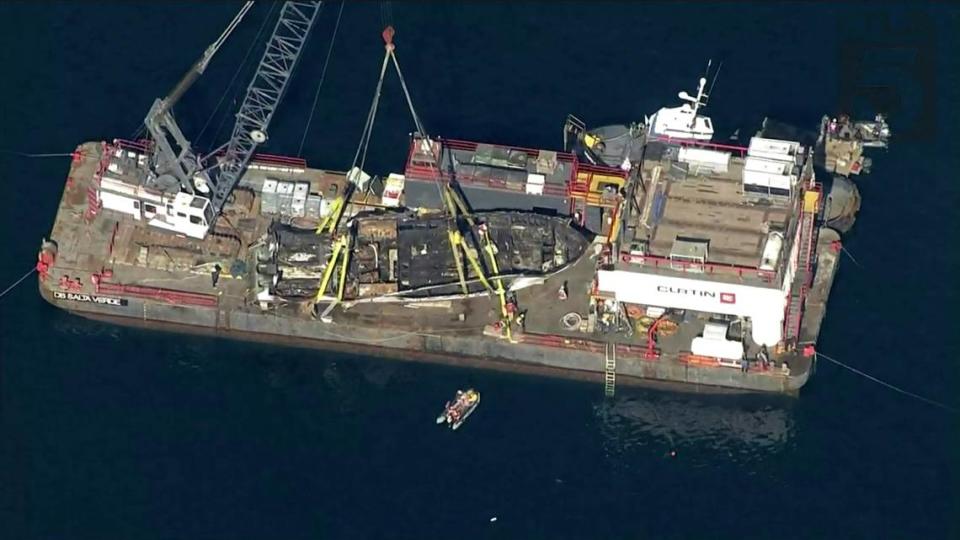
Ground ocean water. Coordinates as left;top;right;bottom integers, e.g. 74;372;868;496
1;2;957;539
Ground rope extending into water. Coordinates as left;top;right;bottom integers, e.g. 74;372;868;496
0;149;74;158
0;268;36;302
817;352;959;414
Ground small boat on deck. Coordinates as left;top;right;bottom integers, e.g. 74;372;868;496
436;388;480;430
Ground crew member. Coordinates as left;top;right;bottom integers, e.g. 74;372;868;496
757;345;770;370
211;264;222;288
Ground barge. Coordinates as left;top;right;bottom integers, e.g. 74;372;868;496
37;3;890;395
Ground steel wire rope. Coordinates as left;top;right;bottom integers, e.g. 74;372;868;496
197;0;281;148
125;3;265;143
0;150;75;158
380;1;393;29
817;352;959;414
349;48;391;179
387;45;448;212
297;0;346;157
0;268;36;302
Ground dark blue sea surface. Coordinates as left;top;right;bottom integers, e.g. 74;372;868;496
1;2;957;539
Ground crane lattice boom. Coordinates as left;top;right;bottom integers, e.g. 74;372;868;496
208;0;323;222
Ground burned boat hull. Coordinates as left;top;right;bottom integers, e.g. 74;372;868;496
263;210;593;302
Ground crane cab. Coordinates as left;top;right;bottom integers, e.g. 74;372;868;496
146;192;213;239
99;170;213;239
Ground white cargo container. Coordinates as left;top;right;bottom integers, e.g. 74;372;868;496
291;181;309;217
260;179;279;215
748;137;801;162
744;156;794;175
277;181;295;216
742;169;794;190
305;195;323;219
678;147;731;174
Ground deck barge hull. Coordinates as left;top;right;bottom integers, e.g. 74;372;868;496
38;282;812;394
36;135;851;396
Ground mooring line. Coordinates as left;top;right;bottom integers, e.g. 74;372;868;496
840;245;862;267
0;149;74;158
0;268;36;302
818;352;959;414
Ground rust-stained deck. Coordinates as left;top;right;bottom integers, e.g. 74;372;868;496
41;139;814;392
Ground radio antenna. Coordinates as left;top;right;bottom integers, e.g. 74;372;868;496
706;60;723;106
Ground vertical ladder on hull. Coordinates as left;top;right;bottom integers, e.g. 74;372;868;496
604;342;616;397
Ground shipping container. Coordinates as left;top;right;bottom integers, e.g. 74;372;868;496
678;147;731;174
277;181;295;216
261;178;279;215
747;136;801;162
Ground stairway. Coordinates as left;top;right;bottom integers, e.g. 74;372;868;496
784;191;819;341
783;288;806;341
604;343;616;397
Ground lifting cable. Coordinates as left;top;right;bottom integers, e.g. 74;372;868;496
346;27;405;185
297;0;346;157
197;0;281;148
379;1;394;29
817;352;959;414
388;40;427;142
381;27;447;209
0;268;36;303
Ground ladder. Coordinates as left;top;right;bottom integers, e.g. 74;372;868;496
604;342;617;397
783;289;806;341
784;190;819;341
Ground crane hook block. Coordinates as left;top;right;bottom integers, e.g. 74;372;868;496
382;26;395;50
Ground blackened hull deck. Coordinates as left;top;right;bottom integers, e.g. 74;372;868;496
38;283;810;395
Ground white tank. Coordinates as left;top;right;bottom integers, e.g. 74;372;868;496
679;147;730;173
759;232;784;271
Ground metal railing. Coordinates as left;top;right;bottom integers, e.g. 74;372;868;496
618;252;779;283
650;135;749;157
404;136;627;200
96;281;219;308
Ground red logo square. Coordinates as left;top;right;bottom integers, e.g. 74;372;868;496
720;292;736;304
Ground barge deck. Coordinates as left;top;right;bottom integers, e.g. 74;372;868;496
35;6;889;395
38;137;834;395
